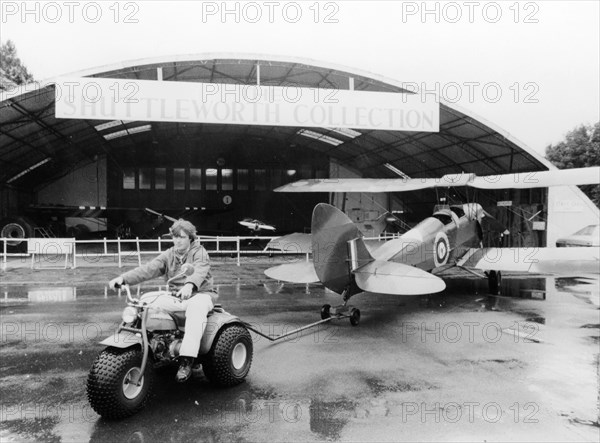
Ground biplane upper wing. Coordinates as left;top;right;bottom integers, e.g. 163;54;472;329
458;247;600;276
469;167;600;189
274;166;600;193
274;178;442;193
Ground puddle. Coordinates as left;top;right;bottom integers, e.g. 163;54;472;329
524;316;546;325
0;417;61;443
308;398;356;441
364;376;436;395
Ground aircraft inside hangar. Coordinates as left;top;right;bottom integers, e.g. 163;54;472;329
1;54;597;245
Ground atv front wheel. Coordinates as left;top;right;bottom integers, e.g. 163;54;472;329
87;347;154;419
203;324;253;387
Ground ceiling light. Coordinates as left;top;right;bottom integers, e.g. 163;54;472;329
297;129;343;146
7;158;51;183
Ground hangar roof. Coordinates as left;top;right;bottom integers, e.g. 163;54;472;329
0;53;554;190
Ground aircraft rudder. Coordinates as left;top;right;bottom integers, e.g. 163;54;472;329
311;203;373;295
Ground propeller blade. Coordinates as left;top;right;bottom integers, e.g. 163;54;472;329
481;210;510;235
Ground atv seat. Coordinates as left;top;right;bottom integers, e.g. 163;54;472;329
168;304;225;329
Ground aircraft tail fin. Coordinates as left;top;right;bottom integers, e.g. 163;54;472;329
311;203;374;295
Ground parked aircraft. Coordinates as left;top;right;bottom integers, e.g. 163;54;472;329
265;167;600;325
238;218;276;232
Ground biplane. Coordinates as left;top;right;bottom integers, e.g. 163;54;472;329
265;167;600;325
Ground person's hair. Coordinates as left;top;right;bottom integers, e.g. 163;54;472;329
169;219;197;241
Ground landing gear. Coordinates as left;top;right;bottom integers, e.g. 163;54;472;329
320;288;361;326
487;270;502;295
349;308;361;326
319;304;361;326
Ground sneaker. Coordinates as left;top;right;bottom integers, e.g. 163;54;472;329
176;357;194;383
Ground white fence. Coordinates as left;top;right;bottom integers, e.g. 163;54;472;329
1;235;311;270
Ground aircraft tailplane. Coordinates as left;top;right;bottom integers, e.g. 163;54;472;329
264;261;319;283
354;260;446;295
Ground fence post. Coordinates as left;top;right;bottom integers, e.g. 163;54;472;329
72;240;77;269
103;237;107;255
117;237;122;268
158;236;161;252
237;237;240;267
2;239;6;271
136;237;141;266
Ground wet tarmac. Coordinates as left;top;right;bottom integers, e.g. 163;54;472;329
1;260;599;442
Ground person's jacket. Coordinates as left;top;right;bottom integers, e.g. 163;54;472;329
120;240;216;298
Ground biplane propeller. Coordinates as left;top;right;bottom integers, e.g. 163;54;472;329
265;166;600;326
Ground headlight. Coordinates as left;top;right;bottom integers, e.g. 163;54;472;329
122;306;139;324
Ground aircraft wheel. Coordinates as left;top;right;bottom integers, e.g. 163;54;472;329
320;304;331;320
349;308;360;326
488;270;502;295
0;217;35;250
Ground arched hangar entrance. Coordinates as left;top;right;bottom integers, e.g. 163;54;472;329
1;54;597;245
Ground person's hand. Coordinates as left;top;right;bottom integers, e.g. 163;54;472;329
109;276;124;290
177;283;194;300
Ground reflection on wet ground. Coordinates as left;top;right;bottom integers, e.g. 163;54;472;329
1;273;599;442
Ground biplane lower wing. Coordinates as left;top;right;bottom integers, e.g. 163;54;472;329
458;247;600;275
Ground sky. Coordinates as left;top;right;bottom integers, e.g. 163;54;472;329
1;0;599;157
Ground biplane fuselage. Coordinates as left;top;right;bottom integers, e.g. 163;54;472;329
372;204;482;272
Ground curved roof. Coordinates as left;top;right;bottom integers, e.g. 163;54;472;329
0;53;554;189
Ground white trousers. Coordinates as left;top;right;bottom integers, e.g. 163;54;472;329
140;291;214;358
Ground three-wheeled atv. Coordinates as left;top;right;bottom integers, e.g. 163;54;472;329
87;266;252;419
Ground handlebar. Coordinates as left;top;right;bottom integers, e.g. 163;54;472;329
115;283;183;305
114;283;138;304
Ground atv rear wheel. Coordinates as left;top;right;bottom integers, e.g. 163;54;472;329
87;347;154;419
203;324;253;387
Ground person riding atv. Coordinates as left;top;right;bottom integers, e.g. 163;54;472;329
109;218;216;382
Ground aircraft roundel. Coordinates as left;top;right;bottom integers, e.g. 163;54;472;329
433;231;450;267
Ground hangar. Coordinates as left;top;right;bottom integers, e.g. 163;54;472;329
1;54;597;246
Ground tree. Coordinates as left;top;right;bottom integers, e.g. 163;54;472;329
0;40;34;88
545;122;600;206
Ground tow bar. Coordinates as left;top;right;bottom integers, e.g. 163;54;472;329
243;317;333;342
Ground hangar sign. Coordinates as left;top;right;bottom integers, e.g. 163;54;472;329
55;77;439;132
